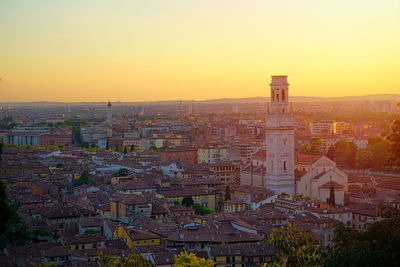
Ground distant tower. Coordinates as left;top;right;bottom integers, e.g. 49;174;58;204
265;75;295;195
188;104;193;114
107;101;112;124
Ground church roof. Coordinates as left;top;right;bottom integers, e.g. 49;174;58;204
295;153;321;164
319;181;344;190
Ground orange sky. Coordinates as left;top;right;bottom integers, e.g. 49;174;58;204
1;0;400;102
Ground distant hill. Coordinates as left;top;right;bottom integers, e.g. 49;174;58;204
1;94;400;106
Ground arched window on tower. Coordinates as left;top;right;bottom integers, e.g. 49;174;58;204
276;93;279;102
272;91;274;101
284;161;287;171
282;89;285;101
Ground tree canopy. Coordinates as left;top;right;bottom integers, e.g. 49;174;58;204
174;250;215;267
323;218;400;267
268;222;321;267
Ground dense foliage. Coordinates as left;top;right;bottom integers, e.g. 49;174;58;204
73;170;96;186
323;218;400;267
174;250;215;267
98;251;155;267
299;136;322;155
268;222;321;267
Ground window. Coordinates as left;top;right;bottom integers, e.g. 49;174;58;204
136;241;140;246
284;161;287;171
282;89;285;101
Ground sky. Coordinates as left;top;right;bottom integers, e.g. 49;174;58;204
0;0;400;102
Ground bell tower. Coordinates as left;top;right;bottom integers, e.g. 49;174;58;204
265;75;295;195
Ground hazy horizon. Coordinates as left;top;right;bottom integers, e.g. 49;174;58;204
1;93;400;105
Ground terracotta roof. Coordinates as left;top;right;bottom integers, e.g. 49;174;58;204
295;153;321;164
63;234;105;245
319;181;344;189
42;246;69;257
209;243;277;257
376;179;400;191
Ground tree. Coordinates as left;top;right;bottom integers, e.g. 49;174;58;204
0;180;30;248
98;251;154;267
74;170;96;186
329;183;335;206
334;140;357;168
114;168;130;177
326;145;335;161
123;146;128;154
0;142;3;161
83;229;100;235
388;110;400;165
299;136;322;155
323;218;400;267
106;136;109;150
174;250;215;267
181;196;194;207
225;186;231;201
192;203;212;215
268;223;321;267
355;139;392;170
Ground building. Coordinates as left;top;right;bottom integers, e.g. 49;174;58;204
375;101;391;113
107;101;112;124
161;188;217;210
6;132;40;146
265;75;295;195
160;147;198;164
39;133;71;146
296;156;348;205
113;226;161;249
310;120;337;135
209;243;277;266
210;161;239;184
197;144;228;164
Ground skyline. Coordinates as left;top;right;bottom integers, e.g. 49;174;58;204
1;0;400;102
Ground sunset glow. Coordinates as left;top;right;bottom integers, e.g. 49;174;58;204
1;0;399;102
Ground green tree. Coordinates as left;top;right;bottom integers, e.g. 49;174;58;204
174;250;215;267
0;180;29;248
181;196;194;207
334;140;357;168
388;109;400;165
83;229;100;235
323;218;400;267
326;145;335;161
329;183;335;206
123;146;128;154
299;136;322;155
106;136;109;150
268;223;321;267
355;139;392;170
225;185;231;201
114;168;130;177
74;170;96;186
0;142;3;161
355;149;373;169
98;250;155;267
192;203;212;215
